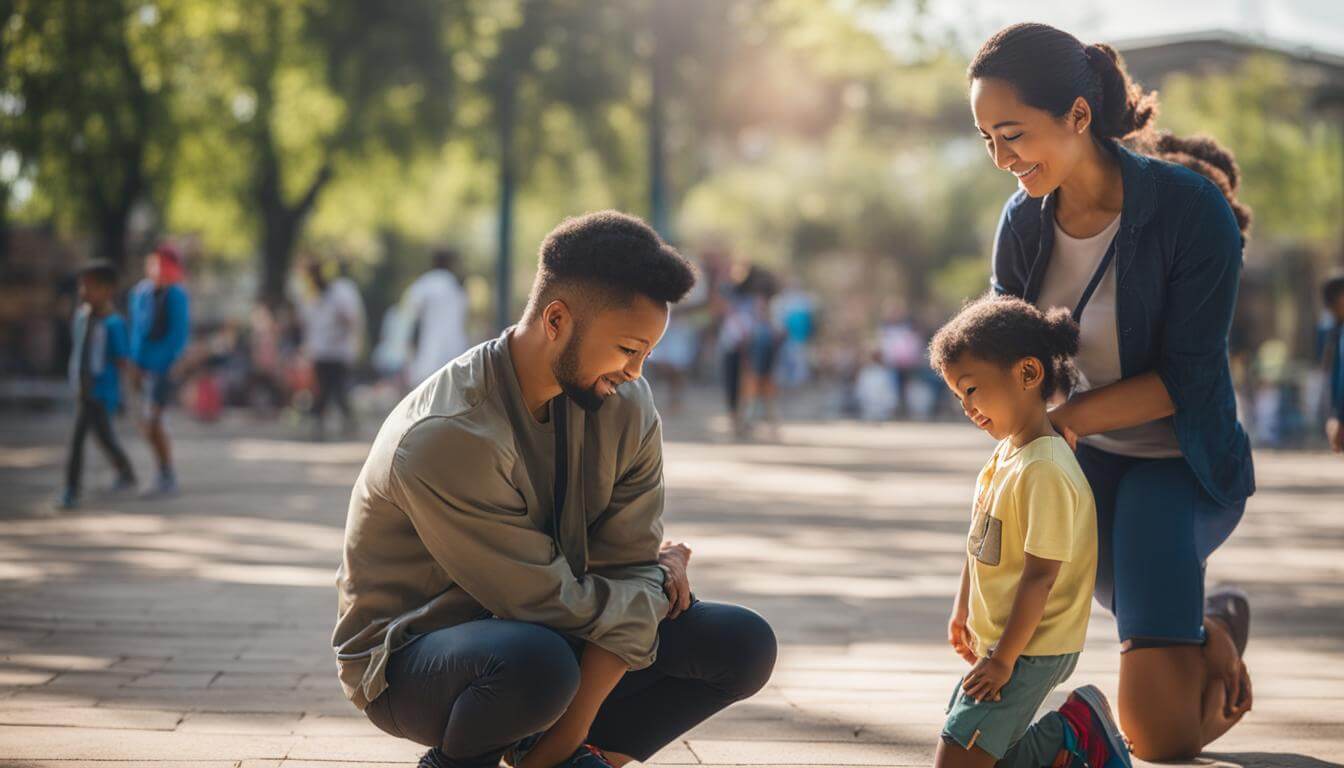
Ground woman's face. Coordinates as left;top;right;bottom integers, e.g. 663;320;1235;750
970;77;1090;198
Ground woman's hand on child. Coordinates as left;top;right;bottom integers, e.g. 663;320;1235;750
947;611;977;665
1047;407;1079;450
962;653;1013;703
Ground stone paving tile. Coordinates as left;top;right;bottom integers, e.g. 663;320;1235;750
0;705;181;730
686;738;930;765
127;671;221;689
0;724;297;760
177;711;305;734
0;670;56;686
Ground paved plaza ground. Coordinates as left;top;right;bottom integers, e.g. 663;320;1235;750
1;397;1342;767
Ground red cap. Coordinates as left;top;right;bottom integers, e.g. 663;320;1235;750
154;243;181;265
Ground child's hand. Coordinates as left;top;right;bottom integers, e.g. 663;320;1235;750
947;611;976;665
962;653;1013;703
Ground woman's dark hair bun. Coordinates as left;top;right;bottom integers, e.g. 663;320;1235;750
1083;43;1159;140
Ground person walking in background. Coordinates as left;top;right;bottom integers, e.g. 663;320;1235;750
773;277;818;388
739;286;784;436
400;247;469;387
1319;273;1344;453
58;262;138;510
302;259;365;440
129;243;190;497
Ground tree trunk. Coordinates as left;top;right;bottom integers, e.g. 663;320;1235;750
495;86;516;332
648;5;671;240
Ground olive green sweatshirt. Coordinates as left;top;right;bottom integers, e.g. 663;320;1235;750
332;330;670;710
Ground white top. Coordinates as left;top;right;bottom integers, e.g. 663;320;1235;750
304;277;366;364
402;269;470;386
1037;214;1181;458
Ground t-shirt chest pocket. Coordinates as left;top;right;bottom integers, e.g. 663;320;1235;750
967;487;1003;567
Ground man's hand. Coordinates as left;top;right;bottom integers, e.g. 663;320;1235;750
1328;417;1343;453
947;608;977;666
658;541;692;620
962;653;1013;703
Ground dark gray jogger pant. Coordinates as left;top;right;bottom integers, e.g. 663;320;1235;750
363;600;777;768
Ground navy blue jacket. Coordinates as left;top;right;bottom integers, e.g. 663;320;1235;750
991;140;1255;509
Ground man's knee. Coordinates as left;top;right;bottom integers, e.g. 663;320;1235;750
491;625;582;720
694;605;778;699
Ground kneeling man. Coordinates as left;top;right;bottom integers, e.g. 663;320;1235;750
333;211;777;768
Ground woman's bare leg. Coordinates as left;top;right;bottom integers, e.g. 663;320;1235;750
1118;638;1250;761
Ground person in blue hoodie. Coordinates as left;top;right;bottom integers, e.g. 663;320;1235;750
60;261;138;509
129;243;191;496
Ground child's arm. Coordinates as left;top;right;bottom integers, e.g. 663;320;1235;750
961;553;1061;702
947;559;976;665
518;642;626;768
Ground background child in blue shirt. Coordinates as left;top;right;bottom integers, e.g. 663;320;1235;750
129;243;190;495
61;262;138;509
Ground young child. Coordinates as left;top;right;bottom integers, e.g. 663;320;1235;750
926;294;1130;768
129;243;190;495
60;262;138;509
1320;273;1344;453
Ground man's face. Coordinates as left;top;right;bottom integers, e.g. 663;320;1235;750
552;295;670;412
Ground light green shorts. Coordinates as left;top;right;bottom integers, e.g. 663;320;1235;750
942;652;1078;759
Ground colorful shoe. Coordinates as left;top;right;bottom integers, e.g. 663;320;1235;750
1205;585;1250;657
1057;685;1132;768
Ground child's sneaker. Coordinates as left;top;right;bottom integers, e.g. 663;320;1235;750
55;488;79;510
141;471;179;499
1056;685;1132;768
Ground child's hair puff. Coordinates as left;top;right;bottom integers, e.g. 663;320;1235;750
929;293;1080;400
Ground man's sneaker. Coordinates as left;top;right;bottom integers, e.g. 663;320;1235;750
109;475;138;494
502;733;542;768
1057;685;1132;768
559;745;614;768
1205;585;1250;657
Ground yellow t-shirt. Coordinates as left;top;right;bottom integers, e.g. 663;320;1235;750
965;434;1097;658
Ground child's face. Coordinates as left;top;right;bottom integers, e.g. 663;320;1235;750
78;277;113;307
941;353;1045;442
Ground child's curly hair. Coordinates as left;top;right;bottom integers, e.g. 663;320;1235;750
929;294;1081;401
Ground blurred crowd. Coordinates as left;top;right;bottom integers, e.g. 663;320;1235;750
8;244;1344;454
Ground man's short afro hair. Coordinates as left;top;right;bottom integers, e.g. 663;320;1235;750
527;210;697;317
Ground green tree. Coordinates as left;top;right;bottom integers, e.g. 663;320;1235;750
2;0;176;269
178;0;460;304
